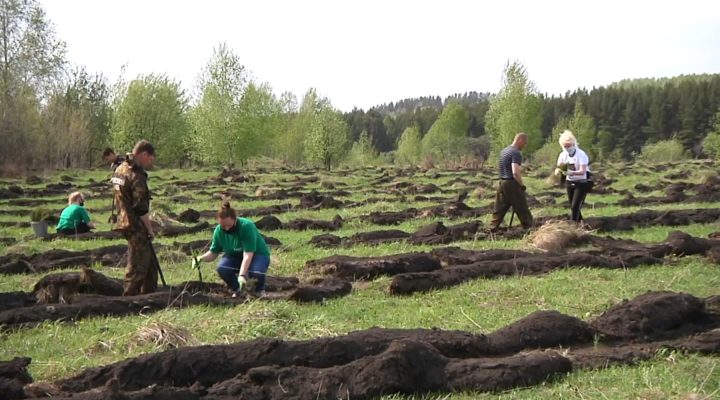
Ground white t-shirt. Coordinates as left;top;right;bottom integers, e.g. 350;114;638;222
557;147;589;181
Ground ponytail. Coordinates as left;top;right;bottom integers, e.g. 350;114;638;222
216;201;236;220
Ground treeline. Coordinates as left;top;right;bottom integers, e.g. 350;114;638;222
2;0;719;172
349;75;720;161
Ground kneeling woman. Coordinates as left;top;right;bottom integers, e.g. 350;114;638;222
57;192;96;235
192;202;271;297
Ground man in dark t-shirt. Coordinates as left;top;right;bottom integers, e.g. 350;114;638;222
102;147;124;172
490;133;533;230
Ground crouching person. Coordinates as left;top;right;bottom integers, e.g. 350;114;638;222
192;201;270;297
57;191;96;235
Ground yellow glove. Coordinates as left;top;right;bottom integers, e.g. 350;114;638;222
191;256;201;270
554;168;563;176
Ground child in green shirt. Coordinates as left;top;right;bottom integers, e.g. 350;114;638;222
57;192;96;235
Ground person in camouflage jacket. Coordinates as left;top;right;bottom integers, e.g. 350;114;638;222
111;140;157;296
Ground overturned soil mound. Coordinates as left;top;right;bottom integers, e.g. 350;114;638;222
305;252;441;280
0;357;33;400
13;291;719;399
390;251;662;295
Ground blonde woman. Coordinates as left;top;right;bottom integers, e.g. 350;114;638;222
56;192;96;235
554;130;591;222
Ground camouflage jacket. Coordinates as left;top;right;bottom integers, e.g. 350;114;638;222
110;154;150;232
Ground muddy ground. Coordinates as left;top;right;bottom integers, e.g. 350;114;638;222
310;207;720;248
3;230;715;330
0;272;351;330
4;291;718;399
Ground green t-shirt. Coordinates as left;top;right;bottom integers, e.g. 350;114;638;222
56;204;91;231
209;217;270;256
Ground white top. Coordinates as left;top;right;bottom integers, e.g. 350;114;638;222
557;147;590;181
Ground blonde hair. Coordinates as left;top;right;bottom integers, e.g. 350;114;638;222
558;130;577;147
68;191;84;204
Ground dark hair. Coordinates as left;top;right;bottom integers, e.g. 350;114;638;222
133;140;155;156
216;201;236;220
102;147;115;157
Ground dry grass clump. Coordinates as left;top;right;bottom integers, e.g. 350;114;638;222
528;220;591;252
420;155;435;171
255;186;271;196
4;243;33;256
472;186;487;200
150;209;180;226
134;321;198;350
699;170;720;186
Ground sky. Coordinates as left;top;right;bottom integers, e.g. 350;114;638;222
40;0;720;112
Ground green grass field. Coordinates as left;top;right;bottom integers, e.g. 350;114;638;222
1;161;719;399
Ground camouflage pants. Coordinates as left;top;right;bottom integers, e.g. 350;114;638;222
122;230;157;296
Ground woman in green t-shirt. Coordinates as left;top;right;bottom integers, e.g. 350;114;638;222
192;201;271;297
57;191;96;235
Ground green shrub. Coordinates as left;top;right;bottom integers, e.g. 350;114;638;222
702;132;720;159
30;207;52;222
395;127;422;166
640;139;689;162
344;132;379;167
531;140;560;170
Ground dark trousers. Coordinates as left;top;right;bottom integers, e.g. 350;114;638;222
217;254;271;292
566;180;591;221
491;180;533;229
57;222;91;236
122;231;158;296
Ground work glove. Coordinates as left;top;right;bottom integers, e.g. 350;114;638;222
191;256;201;270
554;168;563;177
557;162;568;171
237;275;247;292
520;185;527;192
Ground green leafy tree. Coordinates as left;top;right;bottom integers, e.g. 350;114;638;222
703;132;720;159
640;138;688;162
702;110;720;158
41;68;112;168
421;102;469;162
485;60;543;154
111;74;190;165
190;42;249;164
0;0;66;166
534;116;571;167
395;126;422;166
345;131;379;167
0;0;66;96
303;98;350;170
235;81;283;162
267;91;297;161
283;88;327;165
568;98;598;160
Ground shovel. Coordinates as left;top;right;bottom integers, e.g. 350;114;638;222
148;238;167;287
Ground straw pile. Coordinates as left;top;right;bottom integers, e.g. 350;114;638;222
135;321;198;350
528;220;591;252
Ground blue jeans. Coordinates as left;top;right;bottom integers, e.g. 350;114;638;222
217;254;270;292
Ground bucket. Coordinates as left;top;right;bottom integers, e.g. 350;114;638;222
31;221;49;238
